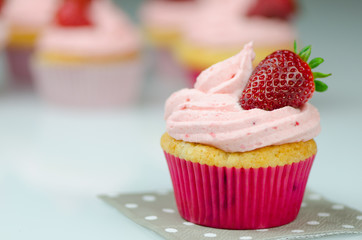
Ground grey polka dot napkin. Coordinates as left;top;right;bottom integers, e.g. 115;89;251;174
100;190;362;240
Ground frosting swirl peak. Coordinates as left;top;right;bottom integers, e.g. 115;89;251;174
165;43;320;153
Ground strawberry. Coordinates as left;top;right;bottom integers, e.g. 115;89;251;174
247;0;296;20
0;0;5;13
240;42;331;111
56;0;92;27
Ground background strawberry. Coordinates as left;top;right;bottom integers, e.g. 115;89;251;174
247;0;296;20
0;0;4;13
240;42;331;111
56;0;92;27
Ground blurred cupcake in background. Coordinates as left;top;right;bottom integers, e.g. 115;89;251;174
0;0;8;89
139;0;198;86
32;0;142;109
140;0;197;48
174;0;297;86
0;0;7;48
2;0;59;85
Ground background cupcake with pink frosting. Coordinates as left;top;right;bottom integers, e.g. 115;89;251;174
0;0;7;48
174;0;297;86
32;0;142;108
139;0;198;88
0;0;7;89
140;0;197;49
2;0;59;85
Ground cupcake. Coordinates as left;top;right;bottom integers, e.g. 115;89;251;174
0;0;8;88
2;0;59;85
161;42;330;229
174;0;297;86
140;0;197;49
32;0;142;108
139;0;198;87
0;0;7;47
0;18;6;50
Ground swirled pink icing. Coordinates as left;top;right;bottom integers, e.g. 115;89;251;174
180;0;296;49
165;43;320;153
2;0;59;30
37;0;140;57
140;0;197;31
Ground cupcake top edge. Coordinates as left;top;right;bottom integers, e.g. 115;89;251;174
139;0;197;30
177;0;296;49
2;0;60;30
36;0;141;57
181;15;296;49
164;42;323;153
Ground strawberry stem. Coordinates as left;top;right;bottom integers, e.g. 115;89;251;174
294;40;297;53
299;45;312;62
299;45;310;55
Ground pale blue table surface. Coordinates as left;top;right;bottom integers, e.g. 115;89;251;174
1;0;362;239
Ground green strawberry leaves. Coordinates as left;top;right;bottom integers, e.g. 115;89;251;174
299;45;312;62
314;80;328;92
294;41;331;93
313;72;332;79
309;58;324;69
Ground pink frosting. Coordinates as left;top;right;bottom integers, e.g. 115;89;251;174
140;0;198;30
2;0;60;30
0;20;8;46
180;0;296;48
37;0;140;57
164;43;320;153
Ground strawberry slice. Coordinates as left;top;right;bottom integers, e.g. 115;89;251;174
56;0;92;27
240;42;331;111
247;0;296;20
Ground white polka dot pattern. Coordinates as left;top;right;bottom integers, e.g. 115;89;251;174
183;221;195;226
162;208;175;213
142;195;156;202
101;190;362;240
204;233;217;237
342;225;355;229
318;212;330;217
165;228;178;233
332;204;345;210
144;216;158;220
307;221;320;225
125;203;138;209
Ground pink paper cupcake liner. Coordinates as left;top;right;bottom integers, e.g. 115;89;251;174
5;47;34;85
164;151;315;230
32;59;143;108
